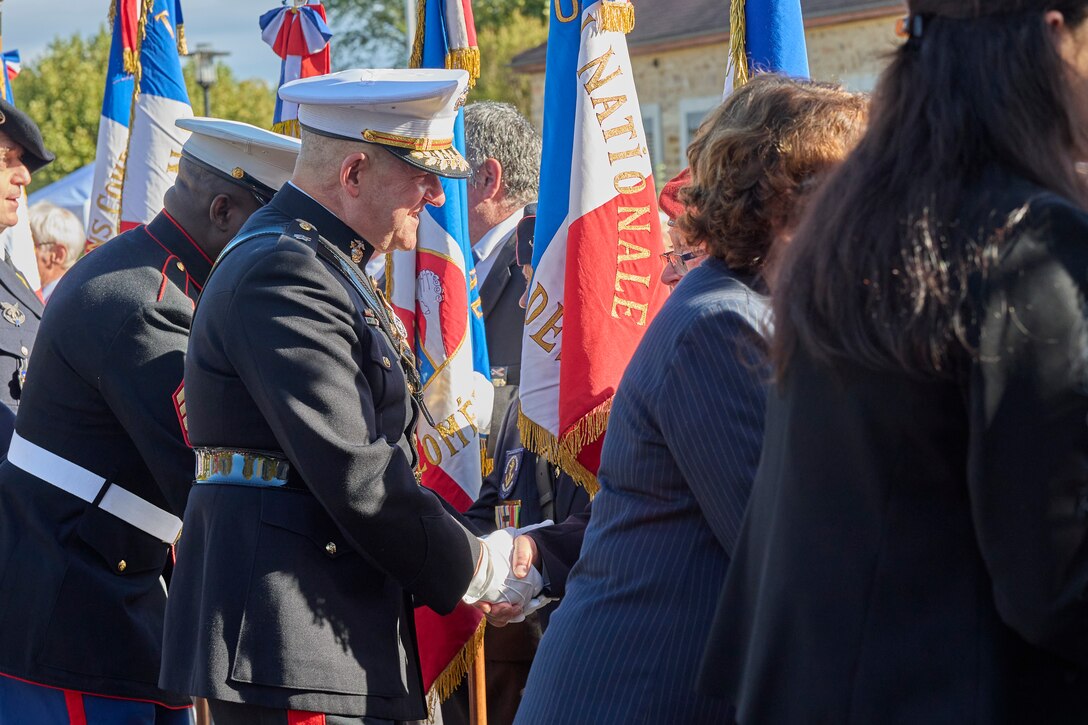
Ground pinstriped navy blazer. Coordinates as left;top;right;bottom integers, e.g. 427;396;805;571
515;257;768;724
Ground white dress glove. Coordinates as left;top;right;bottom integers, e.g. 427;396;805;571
463;528;516;604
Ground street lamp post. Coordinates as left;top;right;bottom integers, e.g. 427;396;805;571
189;43;230;117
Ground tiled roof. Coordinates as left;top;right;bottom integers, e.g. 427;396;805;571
511;0;904;69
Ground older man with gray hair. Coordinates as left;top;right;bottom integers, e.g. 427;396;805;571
29;202;84;302
463;101;542;453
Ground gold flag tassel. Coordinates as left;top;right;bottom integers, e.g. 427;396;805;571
517;406;604;496
123;47;140;76
445;47;480;88
124;0;156;83
176;23;188;56
598;0;635;33
408;0;428;69
728;0;750;88
480;441;494;478
425;619;486;723
271;118;301;138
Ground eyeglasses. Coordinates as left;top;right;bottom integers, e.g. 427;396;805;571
660;249;705;278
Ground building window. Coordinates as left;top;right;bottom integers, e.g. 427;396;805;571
641;103;663;174
678;95;722;167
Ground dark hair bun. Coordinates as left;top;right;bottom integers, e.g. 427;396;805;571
908;0;1049;17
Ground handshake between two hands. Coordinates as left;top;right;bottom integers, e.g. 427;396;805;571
462;522;555;627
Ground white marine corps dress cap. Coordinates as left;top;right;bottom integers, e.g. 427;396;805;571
174;117;302;203
278;68;472;179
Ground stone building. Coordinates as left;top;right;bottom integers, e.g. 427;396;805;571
510;0;903;181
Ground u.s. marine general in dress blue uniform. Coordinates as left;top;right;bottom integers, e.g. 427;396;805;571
160;69;518;725
0;118;300;724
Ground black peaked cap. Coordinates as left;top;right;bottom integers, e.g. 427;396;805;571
0;99;54;173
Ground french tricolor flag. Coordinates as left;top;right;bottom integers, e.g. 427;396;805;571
519;0;668;493
259;3;332;136
387;0;492;708
86;0;191;251
1;51;20;104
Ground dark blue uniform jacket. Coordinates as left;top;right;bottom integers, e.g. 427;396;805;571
160;183;480;720
0;211;210;706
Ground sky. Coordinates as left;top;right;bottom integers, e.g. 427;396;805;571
4;0;288;85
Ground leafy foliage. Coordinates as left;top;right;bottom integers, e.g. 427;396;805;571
182;63;276;129
323;0;409;68
471;10;547;114
17;29;111;190
323;0;548;117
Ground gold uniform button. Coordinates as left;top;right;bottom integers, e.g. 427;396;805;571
117;560;127;573
299;221;314;231
382;356;392;369
325;542;337;557
176;261;185;272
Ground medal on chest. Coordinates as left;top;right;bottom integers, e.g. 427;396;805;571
1;302;25;327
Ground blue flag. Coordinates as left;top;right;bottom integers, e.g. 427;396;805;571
731;0;809;84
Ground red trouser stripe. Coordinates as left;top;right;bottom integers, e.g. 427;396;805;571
64;690;87;725
286;711;325;725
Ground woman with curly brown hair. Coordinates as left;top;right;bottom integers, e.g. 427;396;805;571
701;1;1088;722
508;74;867;725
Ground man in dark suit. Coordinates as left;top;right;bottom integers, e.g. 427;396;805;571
0;119;300;723
0;99;54;418
463;101;541;459
159;69;515;725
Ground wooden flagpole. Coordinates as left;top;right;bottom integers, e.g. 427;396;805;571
467;633;487;725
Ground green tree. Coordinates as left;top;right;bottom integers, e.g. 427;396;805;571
324;0;409;67
471;10;547;115
324;0;548;117
181;62;276;129
17;28;111;190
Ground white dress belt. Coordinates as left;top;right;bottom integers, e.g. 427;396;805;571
7;431;183;545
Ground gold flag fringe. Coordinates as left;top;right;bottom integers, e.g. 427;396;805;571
598;1;635;33
728;0;749;88
480;442;494;478
408;0;427;69
425;619;486;722
108;0;117;30
123;48;140;77
176;24;188;56
517;406;608;497
271;118;301;138
444;47;480;88
124;0;155;83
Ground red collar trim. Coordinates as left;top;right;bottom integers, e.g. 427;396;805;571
161;209;212;264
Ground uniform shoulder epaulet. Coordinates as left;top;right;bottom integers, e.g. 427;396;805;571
284;218;319;244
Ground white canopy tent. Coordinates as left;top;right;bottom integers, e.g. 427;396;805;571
28;162;94;229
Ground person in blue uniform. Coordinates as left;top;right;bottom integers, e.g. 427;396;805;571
0;118;300;724
159;69;517;725
0;98;54;433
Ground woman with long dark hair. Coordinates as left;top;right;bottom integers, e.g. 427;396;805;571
700;1;1088;722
